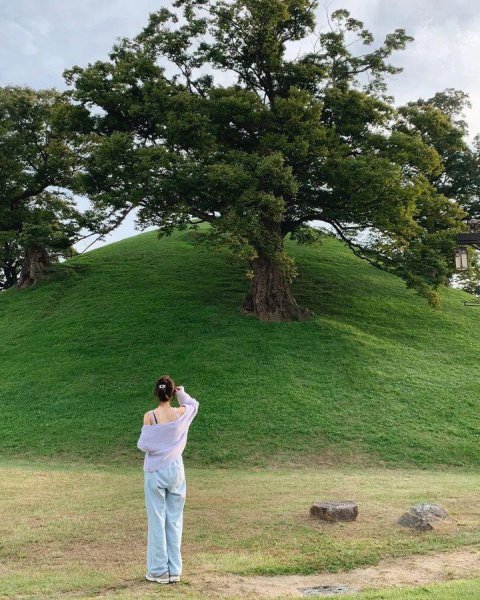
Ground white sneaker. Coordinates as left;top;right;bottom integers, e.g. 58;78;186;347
146;572;170;584
169;574;181;583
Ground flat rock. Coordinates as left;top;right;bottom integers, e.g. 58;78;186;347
300;585;356;596
397;512;433;531
310;501;358;522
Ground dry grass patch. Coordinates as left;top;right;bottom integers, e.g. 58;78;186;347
2;459;480;599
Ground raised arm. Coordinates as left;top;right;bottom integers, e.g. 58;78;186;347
175;386;199;418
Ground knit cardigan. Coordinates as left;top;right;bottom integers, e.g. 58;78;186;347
137;388;199;471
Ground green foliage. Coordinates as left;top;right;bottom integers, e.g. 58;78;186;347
0;87;88;288
65;1;475;312
1;230;480;468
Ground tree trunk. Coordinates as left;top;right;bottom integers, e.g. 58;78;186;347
17;245;52;289
243;252;313;322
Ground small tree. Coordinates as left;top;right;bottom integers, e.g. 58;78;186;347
66;1;469;320
0;87;88;289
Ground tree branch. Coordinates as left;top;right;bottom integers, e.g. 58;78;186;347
324;219;395;273
77;206;136;253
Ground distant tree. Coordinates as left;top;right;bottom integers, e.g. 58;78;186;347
392;88;480;294
0;87;88;289
395;89;475;208
66;1;470;320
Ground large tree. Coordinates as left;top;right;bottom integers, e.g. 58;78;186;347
0;87;90;289
66;1;470;320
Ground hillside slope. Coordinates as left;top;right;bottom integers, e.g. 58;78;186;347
1;230;479;468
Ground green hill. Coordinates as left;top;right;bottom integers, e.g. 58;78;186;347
1;230;479;468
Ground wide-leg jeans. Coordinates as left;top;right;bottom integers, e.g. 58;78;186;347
143;457;186;577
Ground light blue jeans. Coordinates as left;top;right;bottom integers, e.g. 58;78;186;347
143;457;186;577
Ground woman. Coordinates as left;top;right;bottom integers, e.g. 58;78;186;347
137;375;199;584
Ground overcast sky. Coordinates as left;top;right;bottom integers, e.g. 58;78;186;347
2;0;480;251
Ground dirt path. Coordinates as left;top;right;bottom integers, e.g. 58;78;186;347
198;547;480;598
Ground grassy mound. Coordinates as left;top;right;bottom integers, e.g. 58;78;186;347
1;230;479;467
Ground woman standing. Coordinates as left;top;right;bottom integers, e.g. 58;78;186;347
137;375;199;584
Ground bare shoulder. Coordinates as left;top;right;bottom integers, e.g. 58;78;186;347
143;411;153;425
177;406;187;416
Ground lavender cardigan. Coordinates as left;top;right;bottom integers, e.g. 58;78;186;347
137;388;199;472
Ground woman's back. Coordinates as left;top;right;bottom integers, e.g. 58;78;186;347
149;406;186;425
139;379;199;584
137;388;199;472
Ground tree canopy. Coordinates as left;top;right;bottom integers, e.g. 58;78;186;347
0;87;90;289
63;0;476;320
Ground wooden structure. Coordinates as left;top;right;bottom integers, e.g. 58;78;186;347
455;219;480;271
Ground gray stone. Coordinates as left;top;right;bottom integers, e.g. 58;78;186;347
410;503;448;521
397;503;448;531
310;501;358;522
397;512;433;531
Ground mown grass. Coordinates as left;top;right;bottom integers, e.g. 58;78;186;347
1;229;480;468
345;578;480;600
2;460;480;599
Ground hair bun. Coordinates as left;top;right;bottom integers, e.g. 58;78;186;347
154;375;175;402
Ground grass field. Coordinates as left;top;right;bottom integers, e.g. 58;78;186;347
1;229;480;469
346;579;480;600
3;230;480;597
2;459;480;599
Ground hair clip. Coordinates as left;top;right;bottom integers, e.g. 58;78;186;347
158;384;166;389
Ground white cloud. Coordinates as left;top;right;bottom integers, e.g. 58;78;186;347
3;20;39;57
0;0;167;88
